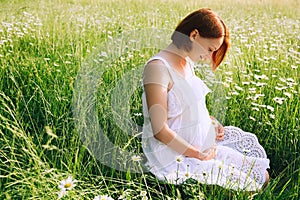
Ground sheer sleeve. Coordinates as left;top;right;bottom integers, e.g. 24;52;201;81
142;63;171;88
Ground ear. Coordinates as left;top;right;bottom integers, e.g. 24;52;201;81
189;29;198;41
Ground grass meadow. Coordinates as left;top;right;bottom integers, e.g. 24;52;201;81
0;0;299;199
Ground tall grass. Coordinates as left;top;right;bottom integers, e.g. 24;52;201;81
0;0;299;199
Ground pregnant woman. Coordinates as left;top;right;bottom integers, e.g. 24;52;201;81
141;8;270;191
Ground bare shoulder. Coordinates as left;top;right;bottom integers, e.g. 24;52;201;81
146;59;164;66
143;55;173;91
146;51;168;66
144;57;169;72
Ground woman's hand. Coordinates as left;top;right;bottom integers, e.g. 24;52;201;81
210;116;225;141
216;123;224;141
198;145;217;160
185;145;216;161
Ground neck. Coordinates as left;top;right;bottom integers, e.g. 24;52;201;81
165;43;188;58
163;43;189;68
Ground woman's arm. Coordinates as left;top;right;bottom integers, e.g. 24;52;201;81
144;83;215;160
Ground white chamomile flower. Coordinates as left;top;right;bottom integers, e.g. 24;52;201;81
286;78;295;83
131;155;141;162
230;91;240;96
139;191;149;200
269;114;275;119
291;90;298;94
279;77;286;83
218;162;224;169
283;92;292;98
255;82;267;87
235;85;244;91
141;196;148;200
256;74;269;80
185;172;190;178
291;65;298;69
249;87;256;92
176;155;183;164
58;176;78;191
273;97;285;104
133;112;143;116
275;86;288;91
266;105;274;112
94;195;114;200
140;191;147;196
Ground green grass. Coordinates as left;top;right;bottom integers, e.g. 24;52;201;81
0;0;299;199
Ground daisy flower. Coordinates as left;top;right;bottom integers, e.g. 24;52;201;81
58;176;78;191
176;155;183;164
133;112;143;116
140;191;147;196
291;65;298;69
131;155;141;162
58;176;78;199
283;92;292;98
242;81;250;85
218;162;224;169
273;97;285;104
266;105;274;112
94;195;114;200
140;190;148;200
185;165;190;178
235;85;244;91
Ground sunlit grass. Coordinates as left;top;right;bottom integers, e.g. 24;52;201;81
0;0;299;199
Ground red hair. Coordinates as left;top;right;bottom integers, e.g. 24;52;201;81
171;8;230;70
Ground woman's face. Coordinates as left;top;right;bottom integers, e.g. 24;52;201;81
188;33;224;63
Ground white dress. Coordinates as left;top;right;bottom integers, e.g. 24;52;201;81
142;56;270;191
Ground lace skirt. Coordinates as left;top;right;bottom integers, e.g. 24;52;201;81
148;126;270;191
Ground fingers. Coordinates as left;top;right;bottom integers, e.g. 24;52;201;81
203;149;216;160
218;124;224;133
216;132;224;140
216;124;225;141
216;135;224;141
200;146;216;160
